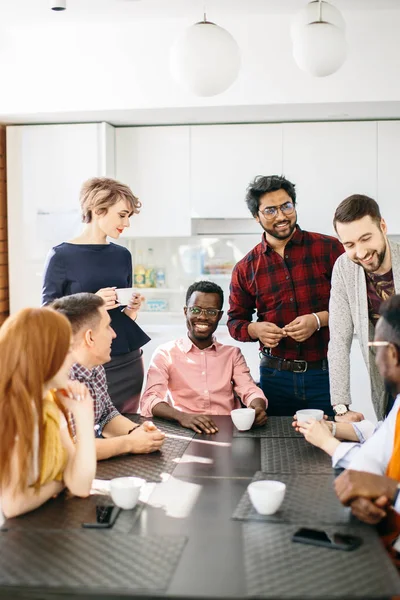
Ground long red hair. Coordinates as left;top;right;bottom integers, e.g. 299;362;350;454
0;307;72;493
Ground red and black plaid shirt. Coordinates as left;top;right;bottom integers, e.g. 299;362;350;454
227;226;344;362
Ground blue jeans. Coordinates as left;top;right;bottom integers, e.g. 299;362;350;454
259;364;333;417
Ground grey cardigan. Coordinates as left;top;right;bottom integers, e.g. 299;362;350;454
328;240;400;420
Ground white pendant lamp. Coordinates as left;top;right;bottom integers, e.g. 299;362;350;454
291;0;345;34
170;14;241;97
291;0;347;77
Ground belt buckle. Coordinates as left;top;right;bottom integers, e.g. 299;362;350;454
293;359;307;373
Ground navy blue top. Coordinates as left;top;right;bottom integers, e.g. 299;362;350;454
41;242;150;356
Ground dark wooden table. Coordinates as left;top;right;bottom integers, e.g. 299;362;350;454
1;416;399;600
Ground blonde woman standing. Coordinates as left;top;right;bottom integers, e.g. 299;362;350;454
42;177;150;413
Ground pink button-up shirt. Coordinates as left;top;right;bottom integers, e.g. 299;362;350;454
140;335;267;418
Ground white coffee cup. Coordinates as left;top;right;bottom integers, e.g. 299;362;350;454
247;480;286;515
231;408;255;431
110;477;145;510
115;288;136;306
296;409;324;423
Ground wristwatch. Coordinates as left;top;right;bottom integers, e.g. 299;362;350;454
333;404;349;417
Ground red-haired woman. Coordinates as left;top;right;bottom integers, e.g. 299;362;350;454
0;307;96;519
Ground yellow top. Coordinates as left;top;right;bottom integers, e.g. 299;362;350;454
37;390;68;486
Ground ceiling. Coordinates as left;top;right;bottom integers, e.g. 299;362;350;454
2;0;400;24
2;0;400;125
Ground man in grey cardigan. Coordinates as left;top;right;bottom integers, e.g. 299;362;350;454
328;195;400;422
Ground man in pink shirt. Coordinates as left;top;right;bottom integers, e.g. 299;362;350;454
140;281;268;434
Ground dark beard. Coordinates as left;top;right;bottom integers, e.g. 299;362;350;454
262;219;297;241
355;246;386;273
370;247;386;272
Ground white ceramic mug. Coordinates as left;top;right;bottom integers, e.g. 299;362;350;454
115;288;136;306
110;477;145;510
247;480;286;515
230;408;255;431
296;409;324;423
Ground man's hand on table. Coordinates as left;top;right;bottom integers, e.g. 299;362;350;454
178;413;219;435
335;470;398;512
348;496;389;525
334;409;364;423
125;422;165;454
334;468;398;526
249;398;267;427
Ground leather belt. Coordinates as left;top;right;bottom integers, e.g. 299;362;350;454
260;352;328;373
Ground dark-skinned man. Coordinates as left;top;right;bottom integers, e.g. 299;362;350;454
140;281;267;434
335;294;400;567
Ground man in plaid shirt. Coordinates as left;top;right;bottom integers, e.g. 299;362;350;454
52;293;165;460
227;175;343;416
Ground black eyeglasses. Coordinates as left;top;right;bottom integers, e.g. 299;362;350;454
259;201;295;220
187;306;222;318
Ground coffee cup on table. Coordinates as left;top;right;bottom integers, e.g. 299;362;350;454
230;408;255;431
296;409;324;423
115;288;136;306
247;480;286;515
110;477;145;510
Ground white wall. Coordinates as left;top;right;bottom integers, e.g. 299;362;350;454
1;10;400;118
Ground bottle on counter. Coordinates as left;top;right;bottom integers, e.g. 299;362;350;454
145;248;156;288
134;250;146;288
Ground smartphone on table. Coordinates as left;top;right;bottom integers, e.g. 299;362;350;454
292;527;362;551
82;505;121;529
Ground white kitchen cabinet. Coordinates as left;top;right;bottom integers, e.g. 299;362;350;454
377;121;400;234
282;122;377;235
116;126;191;238
190;124;283;219
7;122;115;312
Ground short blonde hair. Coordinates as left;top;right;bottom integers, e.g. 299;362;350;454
79;177;141;224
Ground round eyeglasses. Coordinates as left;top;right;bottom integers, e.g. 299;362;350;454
187;306;222;318
259;201;295;220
